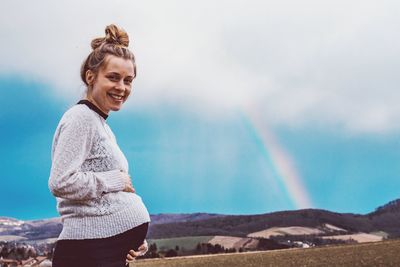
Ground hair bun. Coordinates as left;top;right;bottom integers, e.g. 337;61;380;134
91;24;130;50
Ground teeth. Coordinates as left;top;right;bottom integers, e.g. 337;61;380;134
109;93;123;100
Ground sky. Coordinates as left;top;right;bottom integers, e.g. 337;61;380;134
1;0;400;220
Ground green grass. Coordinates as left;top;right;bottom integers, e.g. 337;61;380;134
133;239;400;267
147;236;214;252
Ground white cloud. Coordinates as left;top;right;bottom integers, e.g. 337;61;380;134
1;0;400;134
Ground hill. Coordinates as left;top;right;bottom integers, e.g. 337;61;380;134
1;199;399;242
367;198;400;237
147;201;400;239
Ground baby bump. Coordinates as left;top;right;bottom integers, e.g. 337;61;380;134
57;192;145;217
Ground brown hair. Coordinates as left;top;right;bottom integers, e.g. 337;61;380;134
80;24;136;86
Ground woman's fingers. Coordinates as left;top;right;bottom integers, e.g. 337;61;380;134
121;172;136;193
126;250;137;265
126;252;136;260
123;185;136;193
138;240;148;254
126;241;148;264
128;249;141;257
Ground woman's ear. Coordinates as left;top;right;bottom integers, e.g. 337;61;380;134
85;70;95;86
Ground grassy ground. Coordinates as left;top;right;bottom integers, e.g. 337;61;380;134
132;239;400;267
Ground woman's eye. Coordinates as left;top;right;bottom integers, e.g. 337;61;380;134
108;76;119;81
124;80;133;85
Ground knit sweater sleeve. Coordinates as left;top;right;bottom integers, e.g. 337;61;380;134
48;112;126;200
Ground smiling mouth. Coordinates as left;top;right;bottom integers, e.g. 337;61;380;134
108;93;124;101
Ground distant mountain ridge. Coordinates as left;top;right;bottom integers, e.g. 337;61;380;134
148;199;400;239
148;206;400;239
371;199;400;215
1;199;399;242
150;213;227;225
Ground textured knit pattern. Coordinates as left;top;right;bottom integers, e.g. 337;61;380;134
49;104;151;240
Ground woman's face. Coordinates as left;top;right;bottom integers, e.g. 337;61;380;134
86;55;135;114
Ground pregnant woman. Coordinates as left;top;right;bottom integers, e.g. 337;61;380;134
48;24;151;267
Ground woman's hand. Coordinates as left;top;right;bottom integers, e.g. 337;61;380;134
121;171;135;193
126;240;148;263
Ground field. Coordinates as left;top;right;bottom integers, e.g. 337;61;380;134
148;236;213;252
132;239;400;267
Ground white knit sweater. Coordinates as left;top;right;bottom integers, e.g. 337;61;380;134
48;103;151;240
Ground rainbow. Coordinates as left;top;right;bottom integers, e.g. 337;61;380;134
241;106;313;209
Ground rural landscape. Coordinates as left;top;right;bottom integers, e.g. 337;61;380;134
1;198;400;266
2;1;400;266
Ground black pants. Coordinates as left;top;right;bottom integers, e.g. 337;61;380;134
52;222;149;267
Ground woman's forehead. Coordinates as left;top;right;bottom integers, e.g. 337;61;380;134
102;55;134;74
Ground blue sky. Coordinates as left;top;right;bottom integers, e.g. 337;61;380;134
2;75;400;220
1;1;400;220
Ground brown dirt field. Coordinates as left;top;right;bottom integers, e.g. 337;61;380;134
133;239;400;267
208;236;256;249
322;233;383;243
248;226;324;238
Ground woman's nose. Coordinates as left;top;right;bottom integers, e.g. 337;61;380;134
115;80;125;90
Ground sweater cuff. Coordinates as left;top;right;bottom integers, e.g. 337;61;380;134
96;169;126;193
